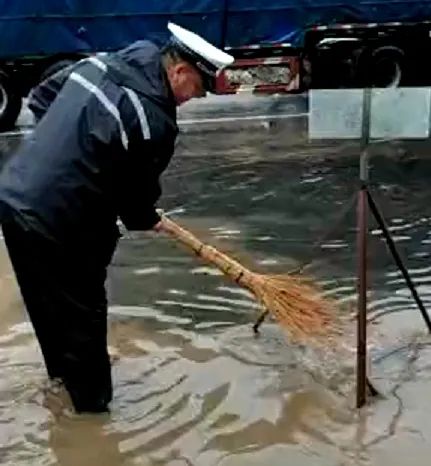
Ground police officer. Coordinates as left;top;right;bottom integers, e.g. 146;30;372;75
0;23;233;413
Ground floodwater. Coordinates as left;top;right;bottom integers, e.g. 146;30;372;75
2;117;431;465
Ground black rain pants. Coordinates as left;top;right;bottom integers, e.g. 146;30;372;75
2;213;116;413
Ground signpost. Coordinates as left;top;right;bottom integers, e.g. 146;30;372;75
309;87;431;408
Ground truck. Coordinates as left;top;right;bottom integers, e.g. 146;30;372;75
0;1;431;130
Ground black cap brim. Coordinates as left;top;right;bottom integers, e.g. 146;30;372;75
167;38;217;92
198;69;216;92
166;22;234;94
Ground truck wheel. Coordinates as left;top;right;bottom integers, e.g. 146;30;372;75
0;70;23;131
358;46;404;88
39;59;77;82
371;47;404;87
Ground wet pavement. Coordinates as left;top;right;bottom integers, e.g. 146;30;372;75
14;93;308;130
1;94;431;465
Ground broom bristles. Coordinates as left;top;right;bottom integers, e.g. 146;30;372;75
159;215;343;345
249;273;343;344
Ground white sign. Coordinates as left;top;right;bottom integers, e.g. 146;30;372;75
309;89;363;139
309;87;431;140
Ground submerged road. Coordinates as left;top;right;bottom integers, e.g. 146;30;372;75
10;92;308;133
1;92;431;466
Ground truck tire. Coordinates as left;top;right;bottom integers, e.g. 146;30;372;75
0;69;23;131
357;46;404;88
39;58;77;83
370;46;404;87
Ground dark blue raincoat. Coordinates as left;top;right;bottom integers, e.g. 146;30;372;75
0;40;178;413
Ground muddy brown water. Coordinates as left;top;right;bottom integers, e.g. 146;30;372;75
2;124;431;465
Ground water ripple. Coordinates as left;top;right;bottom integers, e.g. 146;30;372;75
3;144;431;465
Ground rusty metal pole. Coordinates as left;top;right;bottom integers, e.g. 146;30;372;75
356;88;372;409
357;184;368;408
367;190;431;332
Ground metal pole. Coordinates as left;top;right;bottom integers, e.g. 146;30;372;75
357;186;368;408
367;190;431;332
356;88;372;409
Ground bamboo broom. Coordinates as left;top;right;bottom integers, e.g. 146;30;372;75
159;215;342;344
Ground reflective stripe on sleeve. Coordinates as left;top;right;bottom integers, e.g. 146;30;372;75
69;72;129;150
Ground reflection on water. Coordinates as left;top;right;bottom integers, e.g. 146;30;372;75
2;131;431;465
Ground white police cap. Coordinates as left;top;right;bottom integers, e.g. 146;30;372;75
167;22;234;91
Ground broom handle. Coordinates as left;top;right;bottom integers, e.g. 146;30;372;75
159;216;254;286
